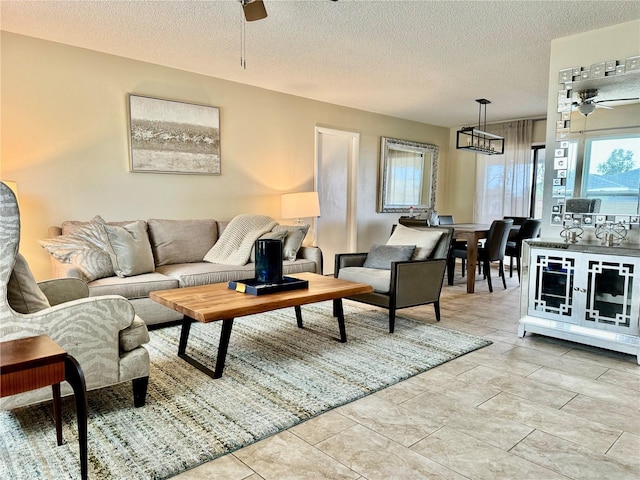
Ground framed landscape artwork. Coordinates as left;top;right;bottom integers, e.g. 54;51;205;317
128;94;221;175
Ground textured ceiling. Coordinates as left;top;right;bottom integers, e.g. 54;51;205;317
1;0;639;127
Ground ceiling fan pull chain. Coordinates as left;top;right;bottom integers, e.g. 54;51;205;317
240;10;246;69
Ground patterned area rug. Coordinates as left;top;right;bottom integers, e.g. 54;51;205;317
1;301;491;479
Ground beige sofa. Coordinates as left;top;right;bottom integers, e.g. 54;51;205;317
44;217;323;327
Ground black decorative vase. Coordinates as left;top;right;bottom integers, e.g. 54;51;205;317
255;239;283;284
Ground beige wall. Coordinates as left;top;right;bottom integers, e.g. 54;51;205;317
1;32;451;280
544;20;640;242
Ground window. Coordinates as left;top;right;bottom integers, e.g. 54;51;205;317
581;134;640;214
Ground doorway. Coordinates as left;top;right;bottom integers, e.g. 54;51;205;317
314;127;360;275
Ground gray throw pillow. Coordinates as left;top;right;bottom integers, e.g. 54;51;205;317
272;225;309;261
103;221;155;277
250;230;287;262
363;244;415;270
8;253;51;314
38;221;114;282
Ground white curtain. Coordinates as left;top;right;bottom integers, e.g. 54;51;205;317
474;120;533;223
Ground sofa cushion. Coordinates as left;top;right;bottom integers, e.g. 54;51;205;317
119;316;150;352
157;259;318;288
147;219;218;266
39;221;114;281
104;221;155;277
363;244;415;270
272;224;309;261
88;272;179;300
338;267;391;294
8;253;51;314
157;262;256;288
387;224;443;260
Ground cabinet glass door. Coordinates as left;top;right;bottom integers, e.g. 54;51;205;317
584;258;639;335
529;251;577;322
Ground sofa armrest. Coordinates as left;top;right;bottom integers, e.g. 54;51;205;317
297;246;323;275
38;278;89;306
334;252;368;277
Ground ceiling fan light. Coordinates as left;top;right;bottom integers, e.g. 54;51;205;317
242;0;267;21
578;103;596;116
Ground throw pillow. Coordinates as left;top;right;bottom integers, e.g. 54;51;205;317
362;244;415;270
61;215;108;235
38;221;114;282
103;221;155;277
147;219;218;266
7;253;51;314
387;224;443;260
272;224;309;261
249;230;287;262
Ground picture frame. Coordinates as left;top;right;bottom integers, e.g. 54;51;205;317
128;94;221;175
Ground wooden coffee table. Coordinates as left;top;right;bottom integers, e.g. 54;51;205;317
150;272;373;379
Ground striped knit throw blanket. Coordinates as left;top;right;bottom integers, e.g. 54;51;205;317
203;214;277;265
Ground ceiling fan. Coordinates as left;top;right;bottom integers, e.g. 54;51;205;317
238;0;338;21
240;0;267;22
573;88;639;116
237;0;338;68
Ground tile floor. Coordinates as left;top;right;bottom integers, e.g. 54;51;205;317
174;263;640;480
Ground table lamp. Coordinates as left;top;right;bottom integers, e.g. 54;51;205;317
281;191;321;245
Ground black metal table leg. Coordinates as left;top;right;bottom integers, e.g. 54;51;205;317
178;316;194;355
333;299;347;343
294;305;303;328
64;355;87;480
177;316;235;379
214;319;234;378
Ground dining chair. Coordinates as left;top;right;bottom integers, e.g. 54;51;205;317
447;219;513;292
437;215;455;225
505;218;542;280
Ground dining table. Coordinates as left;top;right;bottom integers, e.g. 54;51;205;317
448;223;491;294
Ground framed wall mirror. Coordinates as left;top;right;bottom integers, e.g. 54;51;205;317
377;137;438;213
553;58;640;227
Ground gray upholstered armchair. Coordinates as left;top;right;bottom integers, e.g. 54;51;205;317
0;182;150;410
334;225;453;333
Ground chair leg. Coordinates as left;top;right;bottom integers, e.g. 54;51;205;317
133;376;149;407
485;260;493;292
461;258;465;277
516;256;521;282
509;256;514;278
500;260;507;289
447;257;454;286
389;307;396;334
434;301;441;322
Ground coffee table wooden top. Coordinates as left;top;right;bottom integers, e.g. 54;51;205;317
150;272;373;323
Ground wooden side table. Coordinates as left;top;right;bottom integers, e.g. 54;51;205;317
1;335;88;480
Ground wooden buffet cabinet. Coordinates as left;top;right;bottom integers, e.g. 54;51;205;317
519;239;640;364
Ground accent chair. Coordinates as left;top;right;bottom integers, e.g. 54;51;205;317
334;225;453;333
0;181;150;410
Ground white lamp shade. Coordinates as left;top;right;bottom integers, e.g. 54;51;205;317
281;192;321;219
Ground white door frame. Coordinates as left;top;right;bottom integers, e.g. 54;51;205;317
314;127;360;254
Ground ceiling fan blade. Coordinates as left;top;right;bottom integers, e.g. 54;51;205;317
596;97;640;104
596;104;614;110
243;0;267;21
